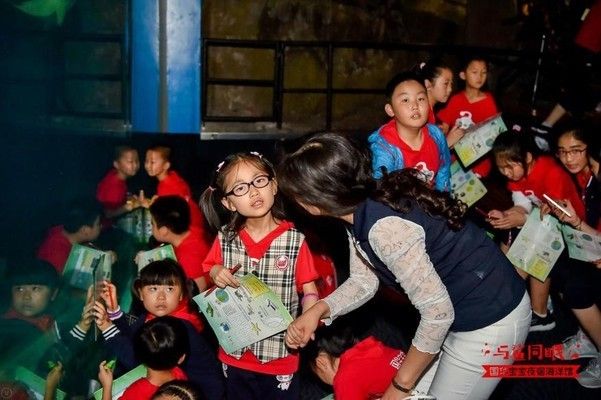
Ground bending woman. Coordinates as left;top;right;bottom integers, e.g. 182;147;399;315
278;133;530;400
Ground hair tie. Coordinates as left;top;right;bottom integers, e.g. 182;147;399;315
419;62;426;70
208;186;216;192
249;151;263;159
216;161;225;173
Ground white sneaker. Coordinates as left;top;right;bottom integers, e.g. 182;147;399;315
563;329;598;359
405;391;436;400
577;353;601;389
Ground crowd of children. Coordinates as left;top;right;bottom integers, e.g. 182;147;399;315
1;44;600;400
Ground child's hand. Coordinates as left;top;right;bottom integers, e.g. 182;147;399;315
97;360;114;389
93;300;113;331
78;287;96;332
489;209;526;230
45;361;64;392
446;125;466;148
99;280;119;312
547;198;579;226
210;265;240;289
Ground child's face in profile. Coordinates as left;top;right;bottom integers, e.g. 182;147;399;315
220;161;277;220
145;150;170;179
428;68;453;104
138;283;183;317
82;216;102;242
385;80;429;131
495;154;526;182
462;60;488;90
12;284;54;317
114;150;140;178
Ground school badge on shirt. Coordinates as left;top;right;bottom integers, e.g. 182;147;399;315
275;255;289;271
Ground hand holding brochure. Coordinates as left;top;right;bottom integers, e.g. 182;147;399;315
561;225;601;263
454;114;507;167
193;273;293;353
506;208;564;282
136;244;177;272
62;244;112;290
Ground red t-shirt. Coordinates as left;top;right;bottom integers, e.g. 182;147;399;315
175;228;212;280
119;367;186;400
97;169;127;212
312;253;337;298
575;0;601;53
202;220;319;375
507;156;586;219
36;225;72;273
380;120;441;186
157;171;204;230
333;336;406;400
437;92;498;177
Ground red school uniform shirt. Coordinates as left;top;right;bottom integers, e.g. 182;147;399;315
437;92;498;177
174;228;211;280
333;336;406;400
119;367;186;400
36;225;72;273
201;220;319;375
157;171;204;230
507;156;586;219
380;120;441;186
97;169;127;212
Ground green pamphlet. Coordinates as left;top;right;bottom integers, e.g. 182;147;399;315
136;244;177;272
450;161;487;207
14;366;66;400
561;225;601;263
454;114;507;167
93;364;147;400
62;244;112;290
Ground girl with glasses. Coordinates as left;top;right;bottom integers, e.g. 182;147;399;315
199;152;319;399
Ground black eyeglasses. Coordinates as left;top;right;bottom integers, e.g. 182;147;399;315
556;147;587;158
224;175;272;197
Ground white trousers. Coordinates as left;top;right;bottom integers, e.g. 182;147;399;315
415;292;532;400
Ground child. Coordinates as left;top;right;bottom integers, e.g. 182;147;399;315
417;58;466;148
368;71;452;192
199;152;320;399
147;195;211;291
144;144;205;231
95;259;224;399
97;145;141;219
489;130;585;332
544;126;601;388
36;199;105;273
305;315;408;400
437;56;499;177
98;316;188;400
151;380;203;400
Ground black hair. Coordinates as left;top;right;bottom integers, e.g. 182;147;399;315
114;145;137;162
63;198;102;233
556;124;601;164
147;143;172;162
385;70;426;99
199;152;285;241
492;129;540;171
9;259;60;289
133;316;189;370
414;57;451;85
150;195;191;234
135;259;189;299
278;133;467;230
459;54;489;72
151;380;203;400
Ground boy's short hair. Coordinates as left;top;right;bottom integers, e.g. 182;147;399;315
150;195;190;234
114;145;137;161
385;71;424;99
147;144;172;162
134;316;189;370
9;259;60;289
63;199;102;233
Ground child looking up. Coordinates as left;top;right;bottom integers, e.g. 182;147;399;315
98;316;189;400
489;130;585;332
437;56;499;177
36;199;106;273
95;259;224;399
144;144;206;233
199;152;320;399
368;71;452;192
148;195;211;291
417;58;466;148
97;145;140;219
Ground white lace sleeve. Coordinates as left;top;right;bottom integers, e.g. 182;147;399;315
369;216;454;354
322;235;379;324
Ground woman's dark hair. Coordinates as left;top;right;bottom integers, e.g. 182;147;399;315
199;152;285;241
134;316;189;370
278;133;467;230
152;380;203;400
385;70;425;100
135;258;189;299
492;129;540;171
